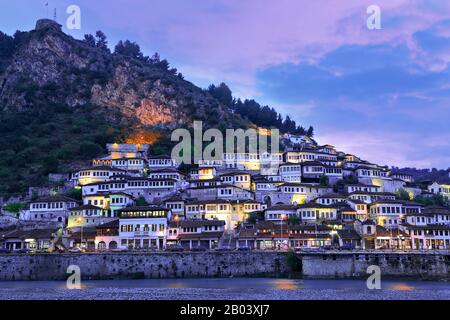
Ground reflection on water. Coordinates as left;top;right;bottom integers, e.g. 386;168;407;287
273;279;302;290
0;278;449;292
168;282;188;289
385;283;416;291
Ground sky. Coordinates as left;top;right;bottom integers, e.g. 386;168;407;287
1;0;450;169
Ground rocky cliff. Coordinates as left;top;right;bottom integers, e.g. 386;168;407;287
0;19;243;129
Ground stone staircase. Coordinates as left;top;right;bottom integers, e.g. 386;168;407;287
219;232;237;249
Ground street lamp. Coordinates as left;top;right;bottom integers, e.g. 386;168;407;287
174;215;180;245
280;214;287;250
76;216;85;250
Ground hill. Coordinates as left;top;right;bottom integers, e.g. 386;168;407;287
0;19;310;197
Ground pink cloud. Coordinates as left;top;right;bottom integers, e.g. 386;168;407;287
81;0;450;96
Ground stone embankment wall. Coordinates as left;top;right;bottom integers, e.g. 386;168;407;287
0;252;289;281
0;251;448;281
300;252;450;280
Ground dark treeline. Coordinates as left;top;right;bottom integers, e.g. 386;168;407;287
83;32;183;79
207;83;313;136
392;167;450;183
0;31;28;73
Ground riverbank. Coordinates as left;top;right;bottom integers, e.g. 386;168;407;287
0;279;449;300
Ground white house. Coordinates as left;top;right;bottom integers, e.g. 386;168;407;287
76;166;126;186
279;163;302;183
390;171;414;183
148;155;178;169
118;206;171;250
297;203;338;223
301;161;325;179
22;196;79;225
67;204;115;229
402;206;450;250
164;196;186;219
369;200;423;229
314;193;347;205
95;220;119;251
184;199;244;232
345;183;381;194
265;204;299;222
106;143;150;160
428;180;450;202
169;219;225;249
83;192;135;218
219;171;252;190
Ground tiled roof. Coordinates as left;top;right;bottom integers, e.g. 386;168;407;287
301;161;325;166
69;204;102;211
219;171;252;176
178;232;224;240
337;229;361;240
349;191;395;196
96;220;120;229
370;199;423;206
186;199;231;205
164;195;186;203
346;183;380;188
1;228;57;240
297;203;334;209
280;182;324;188
288;224;331;232
402;223;450;231
149;168;184;174
266;204;298;211
30;196;78;204
422;206;450;215
346;199;366;204
316;193;348;199
118;206;168;212
362;219;376;225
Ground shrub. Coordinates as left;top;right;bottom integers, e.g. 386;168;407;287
79;142;103;158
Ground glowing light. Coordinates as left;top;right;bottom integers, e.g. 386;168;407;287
125;129;162;145
257;128;271;136
291;194;306;205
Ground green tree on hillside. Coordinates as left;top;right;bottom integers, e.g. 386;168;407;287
114;40;146;61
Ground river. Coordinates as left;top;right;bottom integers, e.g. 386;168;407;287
0;278;449;300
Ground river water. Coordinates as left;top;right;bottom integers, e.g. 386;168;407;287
0;278;449;300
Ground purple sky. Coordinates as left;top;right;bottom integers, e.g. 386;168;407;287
2;0;450;168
